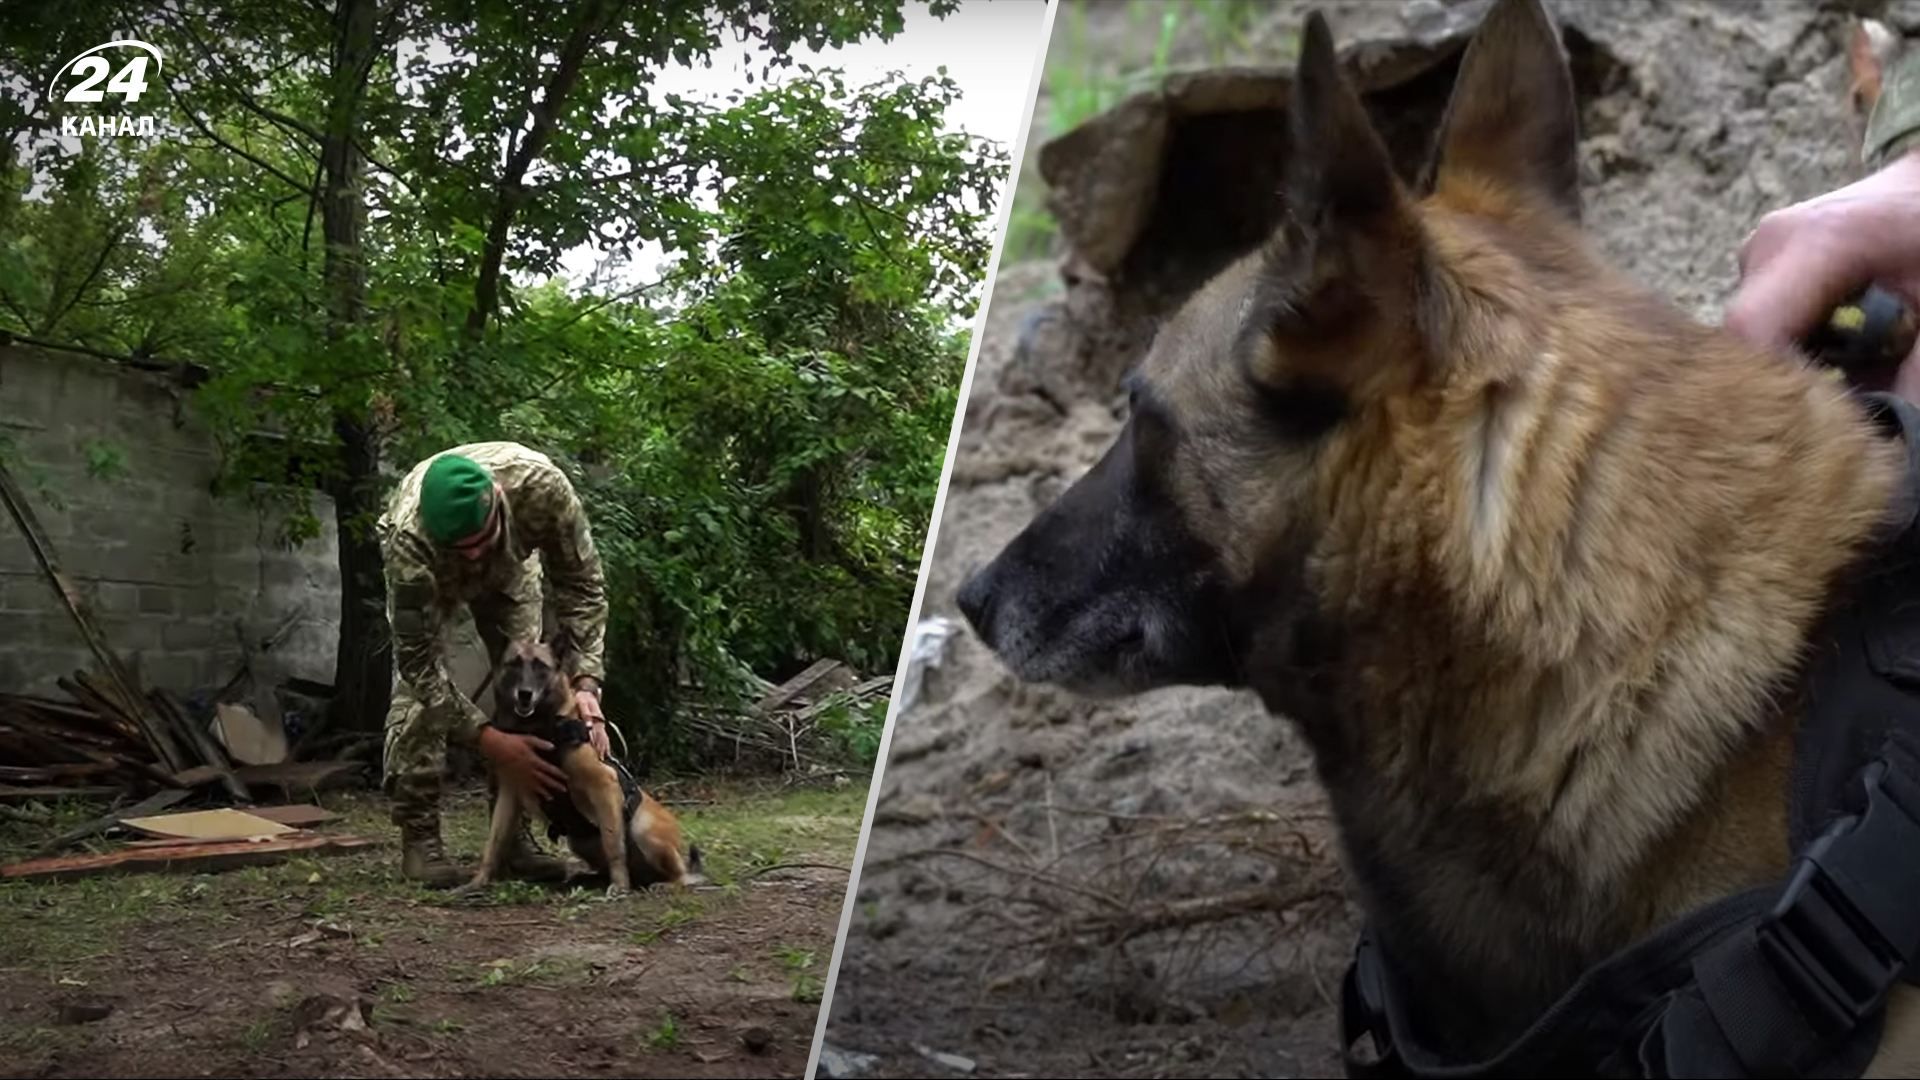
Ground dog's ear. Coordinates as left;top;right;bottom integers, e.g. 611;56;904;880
1250;11;1422;388
1425;0;1580;220
545;634;574;676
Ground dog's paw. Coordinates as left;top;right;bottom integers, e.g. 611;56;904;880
603;883;630;901
450;878;492;901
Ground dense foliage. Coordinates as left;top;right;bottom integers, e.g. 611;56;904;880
0;0;1005;767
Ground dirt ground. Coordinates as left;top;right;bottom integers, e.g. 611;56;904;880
818;1;1920;1078
0;777;863;1079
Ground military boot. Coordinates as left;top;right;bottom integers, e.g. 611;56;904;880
391;777;466;889
503;818;570;883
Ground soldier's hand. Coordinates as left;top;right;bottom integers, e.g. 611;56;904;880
575;689;610;758
477;726;568;801
1725;149;1920;401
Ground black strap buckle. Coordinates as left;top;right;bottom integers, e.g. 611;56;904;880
1755;758;1920;1037
1343;934;1410;1077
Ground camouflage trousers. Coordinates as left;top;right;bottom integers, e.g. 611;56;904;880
383;557;544;829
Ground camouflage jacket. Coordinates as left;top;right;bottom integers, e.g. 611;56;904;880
377;441;608;746
1867;37;1920;168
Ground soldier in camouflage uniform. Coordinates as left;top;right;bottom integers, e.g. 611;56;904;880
378;441;612;888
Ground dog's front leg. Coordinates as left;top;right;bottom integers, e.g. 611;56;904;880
564;750;631;899
454;779;522;898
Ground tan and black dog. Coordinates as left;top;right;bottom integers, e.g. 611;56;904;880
462;639;702;898
957;0;1920;1075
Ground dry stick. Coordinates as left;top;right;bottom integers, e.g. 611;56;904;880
1044;770;1059;865
151;690;249;803
1070;880;1345;945
868;847;1130;912
740;861;850;879
27;787;190;859
51;677;144;744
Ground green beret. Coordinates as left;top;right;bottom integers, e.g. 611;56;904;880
420;454;494;544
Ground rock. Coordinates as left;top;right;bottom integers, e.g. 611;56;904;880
876;792;943;826
56;999;113;1025
913;1043;978;1074
740;1025;773;1054
291;994;372;1036
817;1043;879;1079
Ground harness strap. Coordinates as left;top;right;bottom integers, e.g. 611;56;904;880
1664;741;1920;1077
1345;748;1920;1078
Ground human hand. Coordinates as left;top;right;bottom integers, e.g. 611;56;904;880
477;725;568;801
573;680;609;758
578;701;610;758
1724;151;1920;400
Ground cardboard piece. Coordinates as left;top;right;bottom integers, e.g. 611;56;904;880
120;808;293;842
210;703;288;766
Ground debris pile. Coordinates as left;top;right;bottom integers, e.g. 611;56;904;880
686;658;893;772
0;671;254;802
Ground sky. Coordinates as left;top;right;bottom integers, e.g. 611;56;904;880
9;1;1053;296
547;0;1052;290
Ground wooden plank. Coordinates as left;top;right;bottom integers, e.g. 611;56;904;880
753;658;849;715
0;784;119;802
172;765;224;788
151;690;249;803
75;671;189;774
0;764;117;783
27;788;190;858
244;805;337;827
0;710;125;751
1;833;379;882
68;671;187;773
51;677;145;743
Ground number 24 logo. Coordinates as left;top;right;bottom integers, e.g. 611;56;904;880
49;41;164;105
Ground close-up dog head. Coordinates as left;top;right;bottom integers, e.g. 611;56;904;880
958;0;1586;709
494;638;572;722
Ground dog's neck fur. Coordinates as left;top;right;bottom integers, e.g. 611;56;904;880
1278;179;1908;1048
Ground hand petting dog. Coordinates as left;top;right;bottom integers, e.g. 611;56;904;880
476;725;568;801
573;677;609;758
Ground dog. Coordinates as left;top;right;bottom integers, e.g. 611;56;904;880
956;0;1920;1074
462;638;703;898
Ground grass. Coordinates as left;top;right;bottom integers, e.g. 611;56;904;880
0;774;864;1073
1001;0;1282;267
777;944;823;1004
675;780;866;884
644;1012;681;1049
0;775;864;980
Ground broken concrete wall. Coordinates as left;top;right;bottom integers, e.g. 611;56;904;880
0;344;341;699
1008;0;1920;411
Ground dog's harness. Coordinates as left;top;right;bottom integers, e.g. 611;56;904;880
1341;390;1920;1079
535;718;644;844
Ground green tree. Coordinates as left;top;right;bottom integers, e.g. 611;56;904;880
0;1;1001;766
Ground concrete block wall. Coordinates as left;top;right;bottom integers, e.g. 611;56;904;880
0;345;341;699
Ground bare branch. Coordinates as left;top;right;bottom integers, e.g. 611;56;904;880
165;76;309;193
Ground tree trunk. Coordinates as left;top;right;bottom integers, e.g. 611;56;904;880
321;0;387;736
